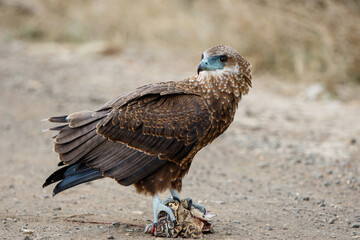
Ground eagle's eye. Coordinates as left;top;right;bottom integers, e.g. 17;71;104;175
219;55;228;63
201;53;204;60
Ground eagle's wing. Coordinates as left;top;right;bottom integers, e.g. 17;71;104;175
51;82;211;187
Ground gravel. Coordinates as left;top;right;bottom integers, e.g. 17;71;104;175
351;223;360;228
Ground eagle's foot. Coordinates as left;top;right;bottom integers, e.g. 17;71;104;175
169;188;206;214
152;194;176;225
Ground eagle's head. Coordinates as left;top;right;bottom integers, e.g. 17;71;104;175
197;45;252;94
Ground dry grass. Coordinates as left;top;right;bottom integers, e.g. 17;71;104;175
1;0;360;94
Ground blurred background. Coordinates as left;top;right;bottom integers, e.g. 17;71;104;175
1;0;360;99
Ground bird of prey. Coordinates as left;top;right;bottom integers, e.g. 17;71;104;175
43;45;252;226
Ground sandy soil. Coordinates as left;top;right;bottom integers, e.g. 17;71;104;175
0;42;359;240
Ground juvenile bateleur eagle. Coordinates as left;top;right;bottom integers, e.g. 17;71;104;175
43;45;252;226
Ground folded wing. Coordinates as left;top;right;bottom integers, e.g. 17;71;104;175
45;83;212;193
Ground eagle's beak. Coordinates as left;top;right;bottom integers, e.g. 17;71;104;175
197;59;208;74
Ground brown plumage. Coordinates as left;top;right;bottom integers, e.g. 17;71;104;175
43;45;252;223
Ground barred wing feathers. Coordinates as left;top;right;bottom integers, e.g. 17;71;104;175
45;82;211;194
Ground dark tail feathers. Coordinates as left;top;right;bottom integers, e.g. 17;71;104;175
43;163;103;196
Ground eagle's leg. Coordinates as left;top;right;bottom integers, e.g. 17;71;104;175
170;187;180;200
166;187;207;214
152;194;176;225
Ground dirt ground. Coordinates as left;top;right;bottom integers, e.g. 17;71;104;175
0;42;359;240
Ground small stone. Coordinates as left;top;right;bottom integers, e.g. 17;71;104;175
233;220;241;224
318;200;326;207
258;162;269;169
132;210;144;215
74;226;80;230
351;223;360;228
53;207;61;211
324;181;331;187
314;174;323;179
226;231;232;235
13;218;17;222
21;227;34;234
326;170;333;175
329;218;336;224
112;222;120;227
266;226;274;231
24;236;31;240
302;196;310;201
107;235;114;239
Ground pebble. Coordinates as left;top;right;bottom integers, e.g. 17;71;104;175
24;236;31;240
112;222;120;227
258;162;269;169
21;227;34;234
329;218;336;224
318;200;326;207
266;226;274;231
314;174;323;179
302;196;310;201
40;195;49;200
53;207;61;211
233;220;241;224
107;235;114;239
226;231;232;235
351;223;360;228
132;210;144;215
324;181;331;187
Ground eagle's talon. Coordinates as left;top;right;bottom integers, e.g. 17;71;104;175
184;197;193;210
173;196;181;203
144;223;155;234
191;202;207;214
153;194;176;224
